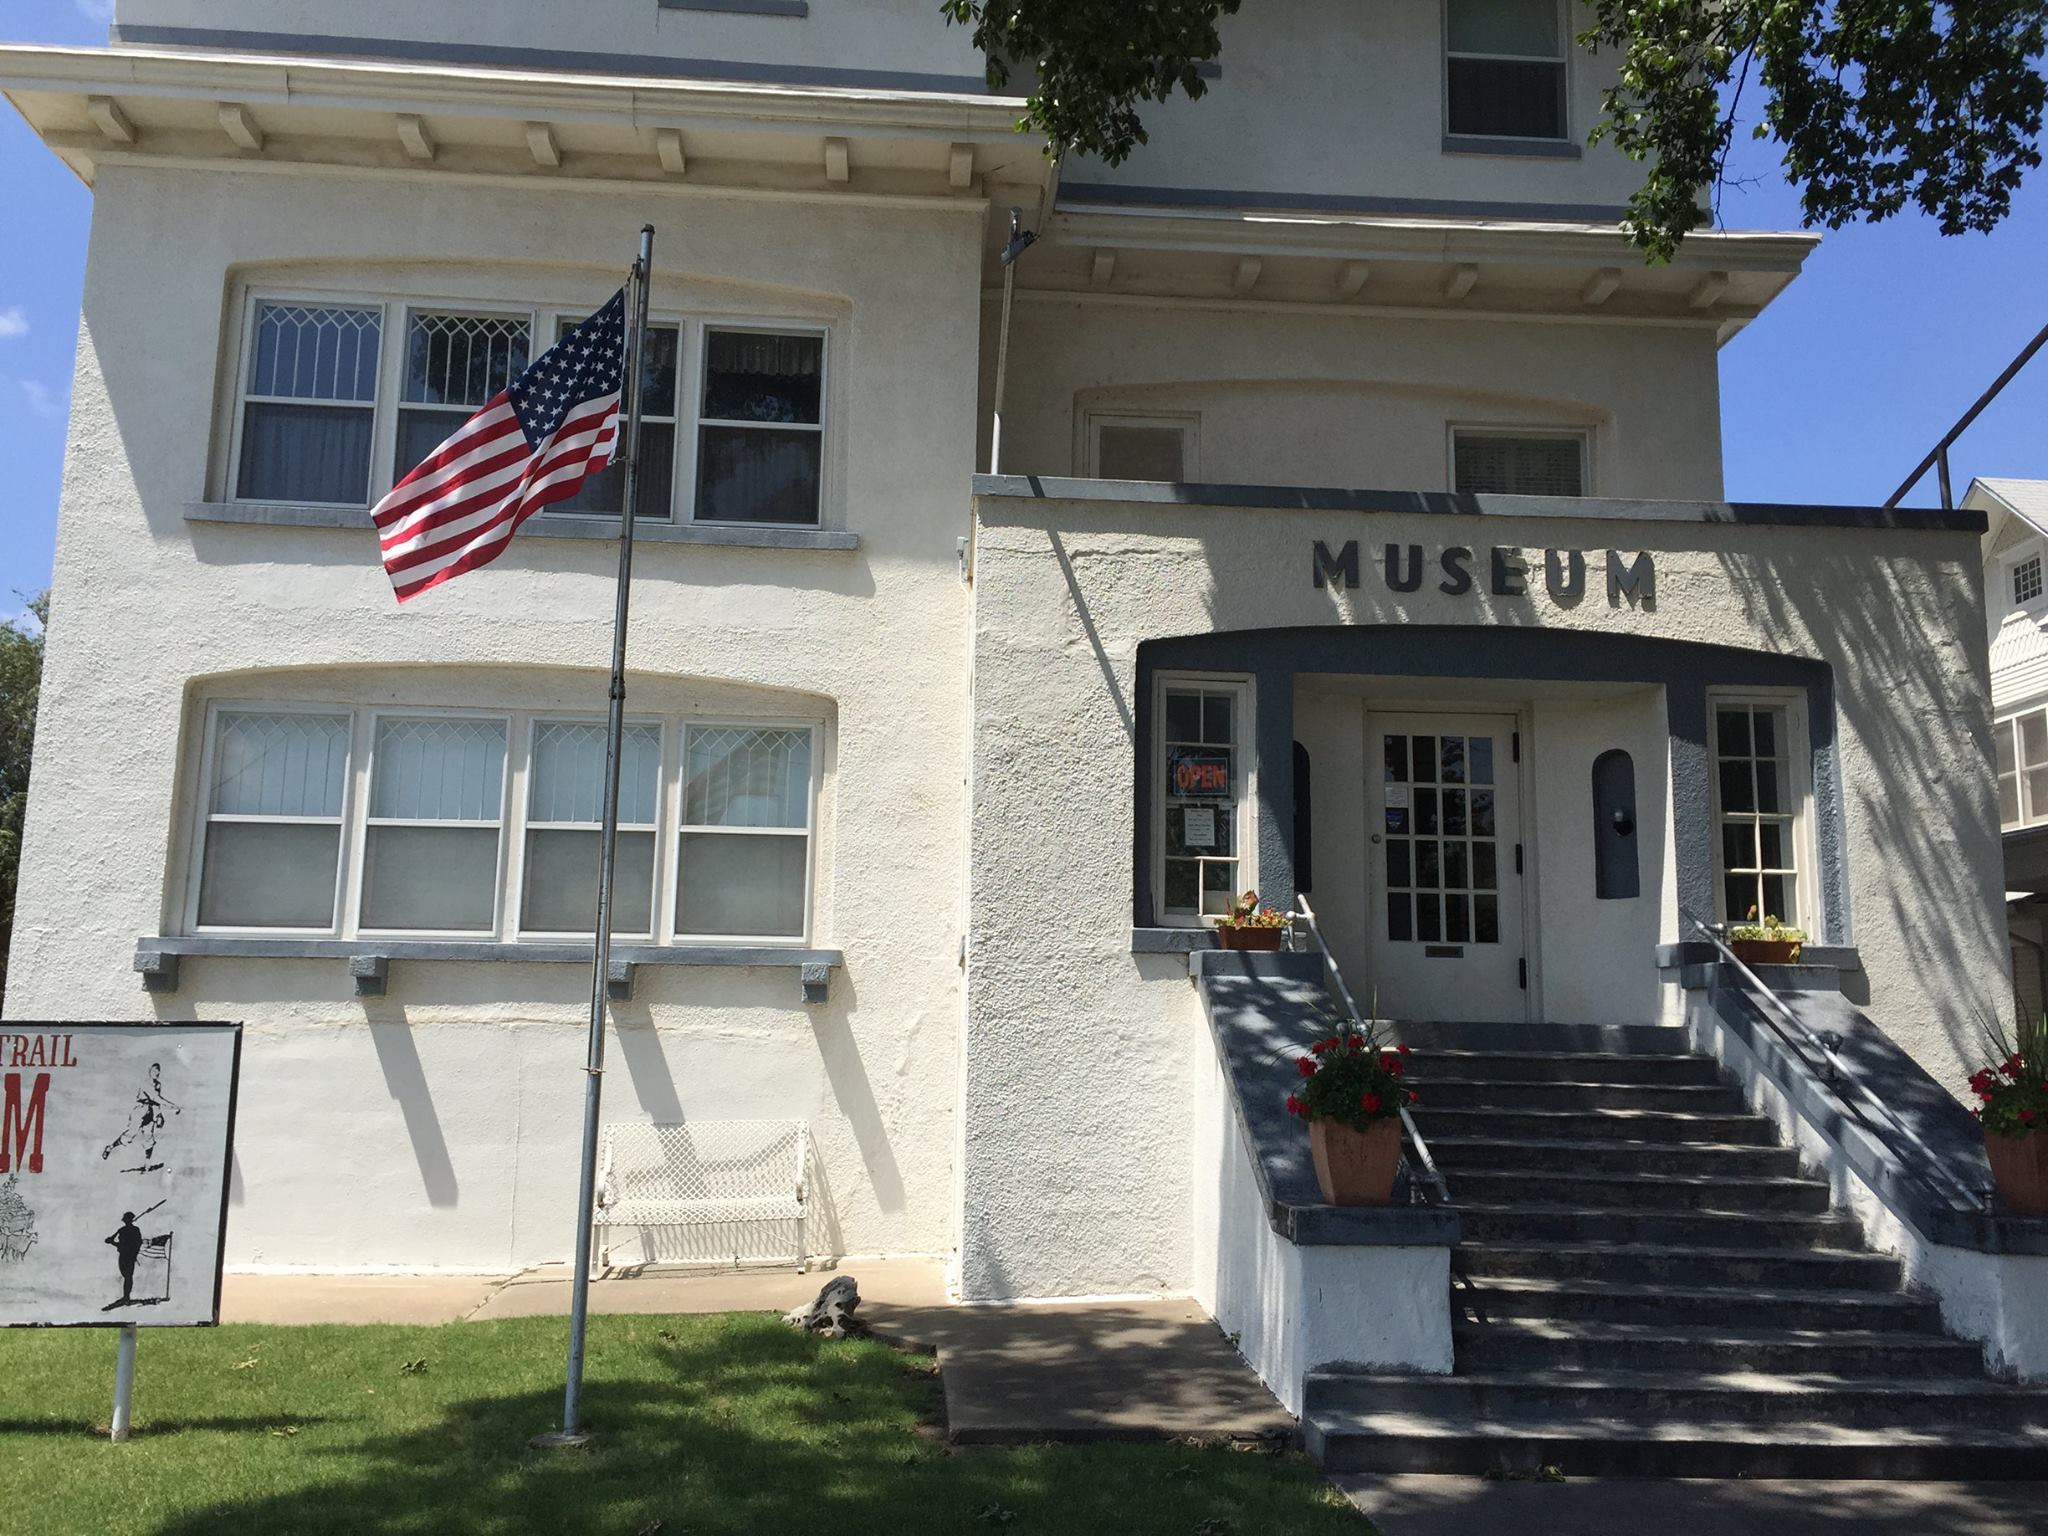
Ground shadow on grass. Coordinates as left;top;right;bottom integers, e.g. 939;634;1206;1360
135;1319;1360;1536
0;1415;341;1437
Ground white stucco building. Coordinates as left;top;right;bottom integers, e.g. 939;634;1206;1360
7;1;2046;1474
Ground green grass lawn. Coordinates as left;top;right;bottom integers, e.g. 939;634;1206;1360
0;1313;1370;1535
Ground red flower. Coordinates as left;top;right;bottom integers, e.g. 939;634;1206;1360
1361;1092;1383;1114
1311;1038;1335;1056
1406;1089;1420;1104
1397;1043;1413;1056
2024;1109;2040;1126
1347;1033;1365;1050
1297;1057;1317;1078
1379;1051;1397;1071
1285;1094;1304;1118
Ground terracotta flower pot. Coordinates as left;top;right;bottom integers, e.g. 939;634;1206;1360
1309;1116;1402;1206
1986;1128;2048;1217
1731;938;1802;966
1216;925;1284;951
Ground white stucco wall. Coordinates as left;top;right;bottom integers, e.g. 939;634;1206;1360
6;162;986;1271
1064;0;1642;213
963;491;2008;1296
990;297;1726;500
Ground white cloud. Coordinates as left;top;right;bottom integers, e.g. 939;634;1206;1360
0;309;26;341
17;379;62;418
74;0;115;22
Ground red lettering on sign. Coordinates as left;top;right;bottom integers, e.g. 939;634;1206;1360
0;1071;50;1175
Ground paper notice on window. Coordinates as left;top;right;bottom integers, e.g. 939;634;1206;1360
1182;807;1217;848
1385;785;1411;809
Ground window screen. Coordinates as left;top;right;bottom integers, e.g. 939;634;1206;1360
1454;433;1584;496
1446;0;1568;140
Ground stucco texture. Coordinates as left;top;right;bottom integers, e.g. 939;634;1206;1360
6;163;985;1271
961;493;2008;1298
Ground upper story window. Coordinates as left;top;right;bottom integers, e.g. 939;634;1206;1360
188;700;821;943
2016;554;2044;607
229;293;827;528
1711;698;1811;928
1997;707;2048;830
1453;429;1586;496
1087;413;1198;482
1445;0;1569;142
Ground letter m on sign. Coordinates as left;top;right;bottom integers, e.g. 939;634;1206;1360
1313;540;1361;590
1;1072;50;1174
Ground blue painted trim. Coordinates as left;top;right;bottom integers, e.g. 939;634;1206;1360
109;24;994;95
1057;179;1631;225
972;475;1989;535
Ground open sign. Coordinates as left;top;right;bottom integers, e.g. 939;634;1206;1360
1168;747;1231;798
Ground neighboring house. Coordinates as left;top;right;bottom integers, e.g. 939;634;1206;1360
1972;476;2048;1025
5;1;2045;1471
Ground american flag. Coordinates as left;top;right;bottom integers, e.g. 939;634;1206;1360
371;289;629;602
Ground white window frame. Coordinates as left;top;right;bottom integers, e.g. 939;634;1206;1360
1152;673;1257;929
1084;411;1201;482
1995;704;2048;831
688;319;831;529
1442;0;1572;145
1448;424;1591;496
673;719;822;944
186;701;357;937
2011;551;2045;610
1706;690;1816;929
511;715;666;941
222;286;829;528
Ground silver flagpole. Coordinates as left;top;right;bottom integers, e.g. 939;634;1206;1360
538;223;655;1448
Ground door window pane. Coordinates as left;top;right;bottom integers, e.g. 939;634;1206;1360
237;304;382;504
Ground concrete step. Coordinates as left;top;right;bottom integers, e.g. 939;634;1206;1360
1452;1275;1949;1333
1450;1317;1987;1378
1443;1167;1830;1213
1409;1104;1780;1146
1451;1203;1865;1251
1429;1135;1803;1179
1302;1400;2048;1479
1455;1240;1905;1291
1407;1049;1727;1085
1303;1371;2048;1433
1414;1079;1750;1112
1393;1022;1696;1055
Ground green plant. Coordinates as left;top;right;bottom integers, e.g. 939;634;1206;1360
1727;906;1807;946
1284;1029;1416;1130
1970;1015;2048;1138
1218;890;1288;931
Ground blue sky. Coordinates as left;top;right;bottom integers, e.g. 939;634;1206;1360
1;12;2044;623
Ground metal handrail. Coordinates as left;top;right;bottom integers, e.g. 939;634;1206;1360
1291;896;1451;1204
1884;316;2048;510
1682;912;1989;1214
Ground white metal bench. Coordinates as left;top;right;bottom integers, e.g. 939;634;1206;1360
593;1119;810;1272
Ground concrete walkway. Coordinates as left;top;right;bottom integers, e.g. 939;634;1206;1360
1337;1473;2048;1536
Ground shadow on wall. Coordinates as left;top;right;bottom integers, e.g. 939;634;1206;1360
1715;542;2008;1084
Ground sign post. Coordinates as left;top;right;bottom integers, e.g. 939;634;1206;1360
0;1022;242;1439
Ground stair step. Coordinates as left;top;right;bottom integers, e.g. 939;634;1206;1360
1414;1079;1750;1112
1410;1105;1780;1145
1451;1318;1986;1377
1303;1371;2048;1432
1303;1403;2048;1479
1455;1240;1905;1290
1407;1049;1726;1085
1452;1203;1864;1251
1443;1167;1829;1213
1454;1275;1948;1332
1429;1135;1802;1179
1393;1022;1696;1055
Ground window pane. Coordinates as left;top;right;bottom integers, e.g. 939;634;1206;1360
702;331;822;423
1387;891;1412;943
695;426;821;525
1201;860;1235;915
529;721;660;826
1443;788;1468;836
1998;724;2018;776
1469;736;1494;785
213;712;349;818
1412;737;1437;781
1758;820;1790;870
2028;768;2048;823
1416;788;1440;835
238;402;374;504
1441;736;1466;784
1416;893;1442;942
1474;894;1499;943
1096;424;1185;481
2002;774;2022;826
1718;760;1755;813
250;304;381;402
396;407;472;482
522;828;655;933
198;822;341;928
1760;875;1792;924
1448;0;1560;56
1417;840;1441;889
1168;800;1235;857
1445;841;1469;891
1164;858;1199;913
1446;58;1565;139
404;312;530;407
371;717;507;822
361;825;499;930
1203;694;1233;745
1752;711;1779;757
1447;894;1471;943
1384;734;1410;783
2017;556;2044;605
1725;873;1754;921
1755;759;1787;815
2024;712;2048;769
1386;839;1411;888
1472;841;1496;890
685;726;811;828
1471;789;1496;838
548;422;676;520
1166;693;1202;742
562;318;678;417
1717;709;1751;757
1722;820;1757;871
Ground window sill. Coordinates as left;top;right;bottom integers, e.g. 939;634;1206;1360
1441;134;1582;160
659;0;808;14
184;502;859;552
135;935;843;1004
